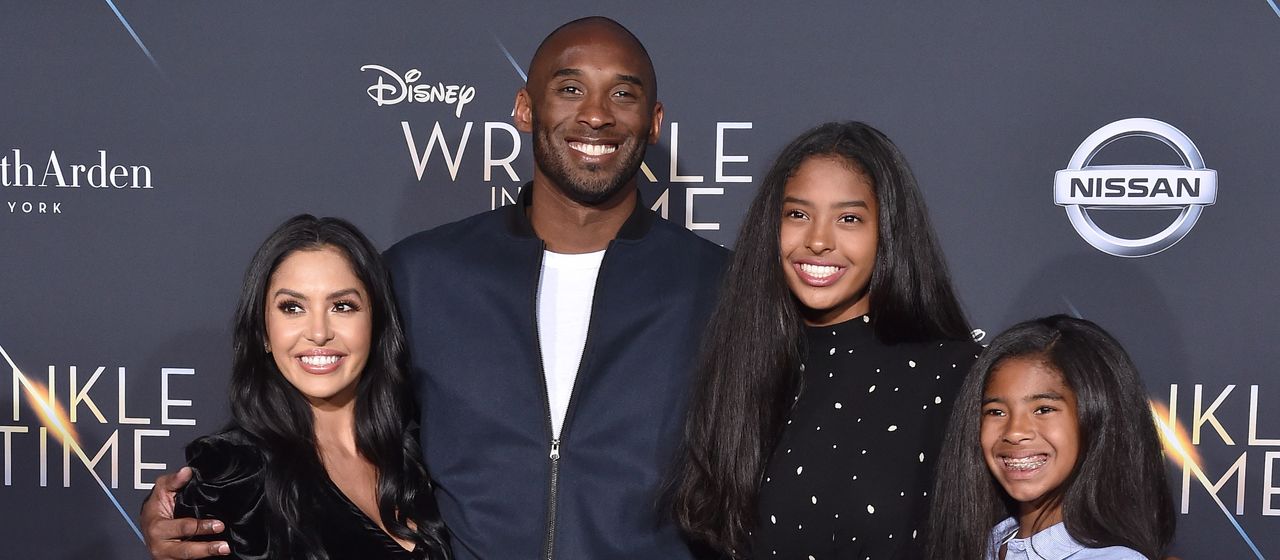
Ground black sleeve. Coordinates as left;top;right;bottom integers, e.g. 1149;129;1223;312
173;431;273;560
898;341;981;559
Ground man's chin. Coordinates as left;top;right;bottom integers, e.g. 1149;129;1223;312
553;166;639;205
561;182;629;206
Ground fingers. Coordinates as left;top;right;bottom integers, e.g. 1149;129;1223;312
148;539;230;560
158;466;193;492
188;518;225;537
138;467;230;559
143;467;190;521
205;541;231;557
145;519;229;560
152;518;225;541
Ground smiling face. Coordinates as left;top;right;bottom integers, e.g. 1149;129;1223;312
515;20;663;205
981;355;1081;531
779;155;879;326
264;246;372;409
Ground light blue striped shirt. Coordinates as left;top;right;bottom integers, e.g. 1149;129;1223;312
986;517;1147;559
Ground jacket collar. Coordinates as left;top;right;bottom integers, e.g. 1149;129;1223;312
503;181;654;242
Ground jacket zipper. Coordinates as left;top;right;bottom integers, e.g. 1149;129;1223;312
535;240;615;560
531;244;558;560
544;438;560;560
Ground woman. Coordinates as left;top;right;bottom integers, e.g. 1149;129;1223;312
926;316;1175;559
672;121;978;559
175;215;450;559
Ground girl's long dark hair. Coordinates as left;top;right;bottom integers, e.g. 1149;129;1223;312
228;214;450;559
926;315;1175;559
671;121;971;555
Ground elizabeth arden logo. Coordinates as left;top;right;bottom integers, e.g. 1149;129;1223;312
2;148;155;215
1;149;152;190
361;64;476;118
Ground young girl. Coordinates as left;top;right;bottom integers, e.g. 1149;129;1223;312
672;121;978;559
927;315;1175;559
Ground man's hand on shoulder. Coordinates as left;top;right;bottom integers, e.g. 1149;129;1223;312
141;466;230;559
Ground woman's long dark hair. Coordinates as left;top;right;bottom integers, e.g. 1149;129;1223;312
926;315;1175;559
671;121;972;555
228;214;449;559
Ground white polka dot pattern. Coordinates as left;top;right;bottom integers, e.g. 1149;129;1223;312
751;316;980;559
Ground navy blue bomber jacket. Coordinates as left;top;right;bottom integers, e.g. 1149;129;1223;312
384;186;729;560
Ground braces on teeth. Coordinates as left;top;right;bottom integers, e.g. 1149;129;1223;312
1002;456;1047;470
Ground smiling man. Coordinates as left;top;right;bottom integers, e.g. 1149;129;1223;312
520;19;658;205
141;16;728;560
514;16;665;253
381;17;727;559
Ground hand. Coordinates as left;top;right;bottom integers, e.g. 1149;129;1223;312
141;466;231;559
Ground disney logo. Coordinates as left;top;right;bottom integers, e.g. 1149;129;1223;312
361;64;477;118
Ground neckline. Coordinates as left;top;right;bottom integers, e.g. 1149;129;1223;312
318;472;418;555
542;248;607;268
804;314;875;339
804;313;871;329
995;518;1085;557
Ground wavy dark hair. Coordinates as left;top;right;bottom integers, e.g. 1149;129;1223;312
227;214;450;559
926;315;1174;559
671;121;972;555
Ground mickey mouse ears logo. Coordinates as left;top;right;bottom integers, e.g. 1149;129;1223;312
1054;118;1217;257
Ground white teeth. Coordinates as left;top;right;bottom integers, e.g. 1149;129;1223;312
300;355;339;367
799;263;842;278
1001;456;1047;471
569;142;617;156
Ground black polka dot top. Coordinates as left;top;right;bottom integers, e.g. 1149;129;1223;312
750;315;979;560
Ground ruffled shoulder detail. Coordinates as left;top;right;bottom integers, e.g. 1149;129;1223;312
174;428;272;559
178;429;266;518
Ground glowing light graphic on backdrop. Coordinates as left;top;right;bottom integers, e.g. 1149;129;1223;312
103;0;161;73
493;36;528;82
0;344;144;542
1151;400;1263;559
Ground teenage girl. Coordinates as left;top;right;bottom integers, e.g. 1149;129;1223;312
672;121;978;559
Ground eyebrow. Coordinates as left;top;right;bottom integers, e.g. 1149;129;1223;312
551;68;646;88
273;288;364;301
615;73;644;87
981;392;1066;405
1028;392;1066;401
783;196;870;209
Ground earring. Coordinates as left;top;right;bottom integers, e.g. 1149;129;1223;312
264;342;271;354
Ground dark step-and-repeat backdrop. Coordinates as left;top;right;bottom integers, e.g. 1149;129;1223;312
2;3;1276;558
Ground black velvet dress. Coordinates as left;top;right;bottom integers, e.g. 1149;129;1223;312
174;429;439;560
750;315;979;560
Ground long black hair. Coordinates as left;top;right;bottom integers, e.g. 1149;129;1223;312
926;315;1174;559
228;214;449;559
672;121;972;555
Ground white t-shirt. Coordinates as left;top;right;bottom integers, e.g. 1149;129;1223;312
536;249;605;439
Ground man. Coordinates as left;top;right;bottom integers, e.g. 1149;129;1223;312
142;16;727;559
